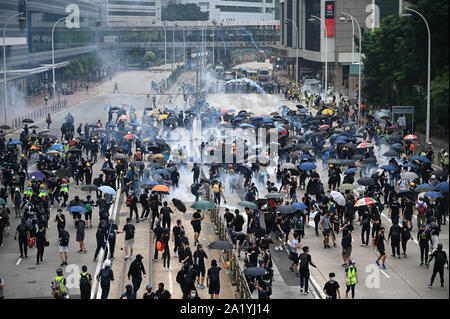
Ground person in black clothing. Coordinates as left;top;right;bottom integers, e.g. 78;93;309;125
153;222;163;261
155;282;171;299
206;259;222;299
79;265;92;300
161;227;171;271
192;163;200;184
234;209;244;232
193;244;208;289
139;191;150;219
370;205;381;239
400;221;411;257
120;284;136;299
388;222;402;258
149;194;160;230
359;208;371;247
14;218;30;258
107;219;120;259
181;238;193;269
418;224;431;267
143;284;157;299
160;201;174;230
94;223;108;262
389;197;401;225
127;254;147;294
224;208;235;240
191;210;203;246
323;272;341;299
298;246;316;295
172;220;184;257
428;243;449;288
35;224;47;264
127;192;139;223
375;227;388;269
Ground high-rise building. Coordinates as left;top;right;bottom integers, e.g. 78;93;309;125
107;0;162;25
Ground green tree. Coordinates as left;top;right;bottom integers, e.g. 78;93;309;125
143;50;156;65
162;3;208;21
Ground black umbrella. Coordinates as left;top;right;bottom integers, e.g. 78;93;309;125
42;170;55;177
0;125;11;129
343;143;356;149
383;150;400;157
254;198;267;209
431;170;448;178
299;144;314;151
362;157;377;165
357;177;375;186
277;205;295;215
68;147;81;153
81;184;98;192
172;198;186;213
207;240;234;250
243;267;269;277
388;135;403;143
130;161;144;167
102;167;116;173
352;154;365;160
22;119;34;123
55;168;72;178
340;160;356;166
114;154;128;160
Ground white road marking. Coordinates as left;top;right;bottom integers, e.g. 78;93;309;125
16;258;22;265
380;269;390;278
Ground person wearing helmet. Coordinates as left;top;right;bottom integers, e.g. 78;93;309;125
59;180;69;207
127;254;147;294
51;268;68;299
97;259;114;299
418;223;431;268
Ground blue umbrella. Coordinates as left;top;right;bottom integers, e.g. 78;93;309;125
335;139;346;144
403;163;416;168
154;168;170;176
8;140;22;146
239;123;255;129
435;182;449;193
291;202;307;210
298;162;316;171
233;116;244;121
262;118;273;123
337;136;348;140
380;164;398;172
49;143;64;151
142;181;159;185
98;185;116;195
415;184;436;191
30;171;45;181
296;154;312;160
344;168;358;175
105;106;111;110
106;123;116;128
424;191;443;198
410;156;431;163
299;108;309;113
68;206;88;213
130;122;139;126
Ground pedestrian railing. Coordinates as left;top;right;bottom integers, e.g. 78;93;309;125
208;192;252;299
9;98;68;130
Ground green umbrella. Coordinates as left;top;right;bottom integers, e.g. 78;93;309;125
190;200;215;210
327;159;342;165
265;193;284;199
238;201;258;209
0;198;6;205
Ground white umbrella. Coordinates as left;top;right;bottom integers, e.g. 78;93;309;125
280;163;296;170
330;191;346;206
401;172;418;180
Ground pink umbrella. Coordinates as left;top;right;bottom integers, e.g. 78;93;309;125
354;197;378;207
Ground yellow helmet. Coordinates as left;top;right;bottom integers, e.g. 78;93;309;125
86;163;91;167
40;184;45;189
410;182;415;187
21;154;25;157
28;182;32;187
330;164;334;168
39;152;43;155
342;147;347;151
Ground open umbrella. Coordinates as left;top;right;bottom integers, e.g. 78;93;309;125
354;197;378;207
410;156;431;163
383;150;400;157
207;241;234;250
296;154;312;160
414;184;436;192
30;171;45;181
298;162;316;171
7;140;22;146
327;159;342;165
130;161;145;168
172;198;186;213
431;170;447;178
102;167;116;173
98;185;116;195
357;177;375;186
0;198;7;205
42;170;55;178
153;169;170;176
424;191;443;198
380;165;398;172
344;168;358;175
22;119;34;123
404;134;417;140
152;185;170;193
265;193;284;199
238;201;258;209
401;172;418;180
81;184;98;192
291;202;307;211
321;109;334;115
243;267;269;277
277;205;295;214
50;143;64;151
340;160;356;167
435;182;449;193
55;168;72;179
280;163;296;170
68;206;88;213
190;200;215;210
330;191;346;206
357;141;373;149
114;154;128;160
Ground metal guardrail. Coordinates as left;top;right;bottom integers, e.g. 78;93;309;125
205;186;252;299
9;98;68;130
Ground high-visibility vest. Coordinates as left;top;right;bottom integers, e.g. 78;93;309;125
444;157;449;165
346;267;357;285
24;187;33;197
60;184;69;193
53;276;67;294
38;190;47;198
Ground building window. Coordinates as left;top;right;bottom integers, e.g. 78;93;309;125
108;1;156;5
215;6;263;13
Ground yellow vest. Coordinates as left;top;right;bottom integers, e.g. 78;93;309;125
60;184;69;193
38;190;47;198
346;267;357;285
24;188;33;197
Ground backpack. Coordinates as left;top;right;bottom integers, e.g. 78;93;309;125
60;231;69;246
299;253;309;269
79;273;91;291
295;218;303;230
85;204;92;213
125;225;134;239
392;226;401;239
51;277;65;298
417;203;426;215
213;184;220;194
14;193;22;205
126;196;132;207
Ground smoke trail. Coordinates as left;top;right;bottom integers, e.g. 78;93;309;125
240;29;259;51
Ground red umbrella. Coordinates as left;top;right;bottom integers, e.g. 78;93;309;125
354;197;377;207
319;124;330;130
404;134;417;140
124;134;136;140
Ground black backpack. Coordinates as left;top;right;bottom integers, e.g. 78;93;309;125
299;253;309;269
59;231;69;245
79;273;91;291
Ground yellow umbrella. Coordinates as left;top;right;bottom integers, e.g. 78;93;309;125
150;154;165;160
159;114;168;120
322;109;334;115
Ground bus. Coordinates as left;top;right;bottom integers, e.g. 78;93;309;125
247;70;258;81
215;66;224;79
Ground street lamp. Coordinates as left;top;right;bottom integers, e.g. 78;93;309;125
308;15;328;95
284;18;298;86
401;8;431;144
52;17;67;101
3;13;26;126
340;12;362;126
162;22;167;66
